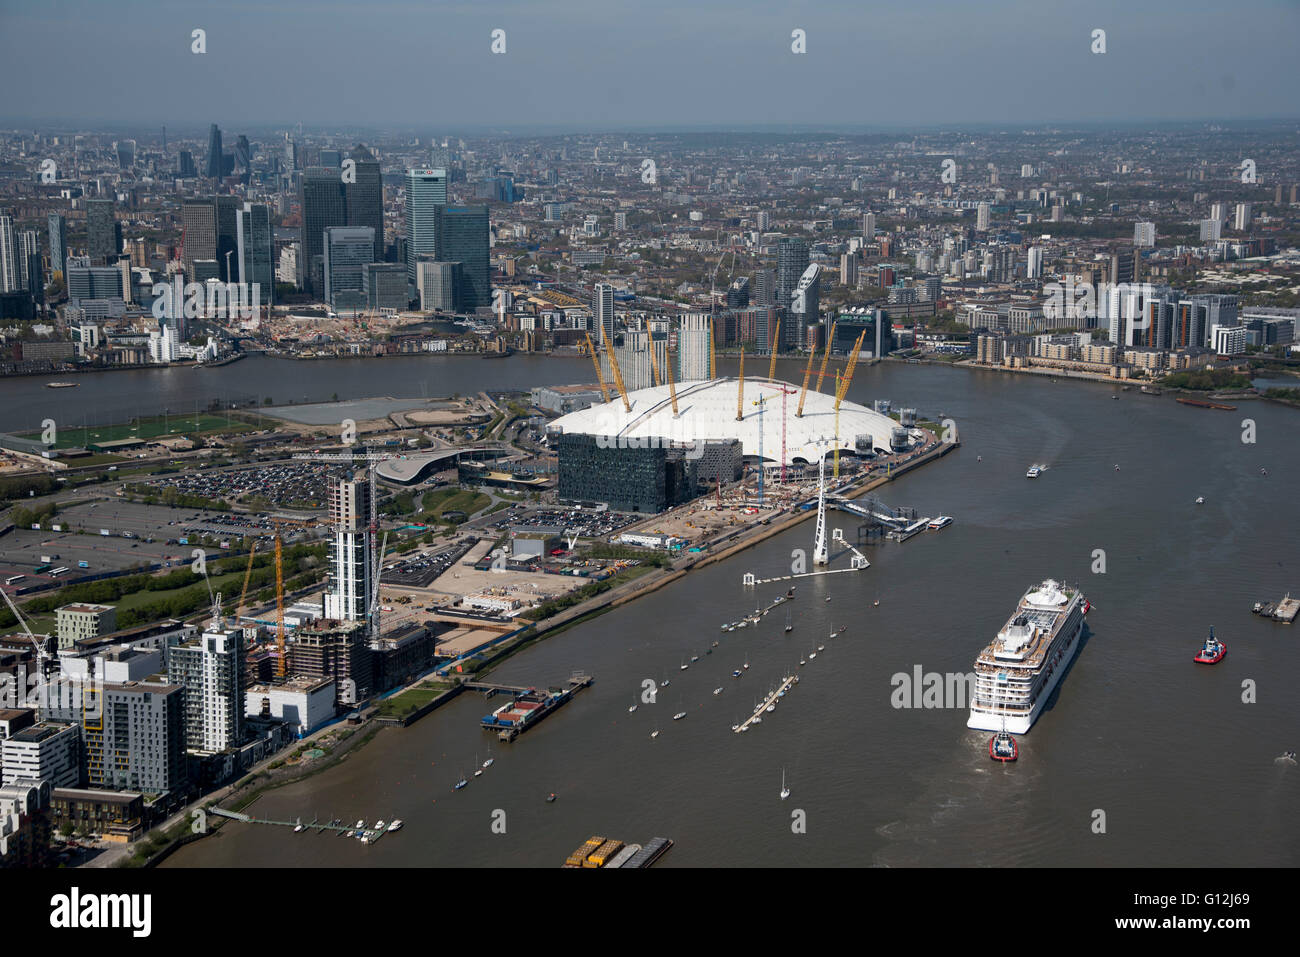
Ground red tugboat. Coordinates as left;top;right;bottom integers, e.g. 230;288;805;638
1193;627;1226;664
989;729;1018;762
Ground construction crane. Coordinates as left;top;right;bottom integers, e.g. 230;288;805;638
1;589;49;674
235;542;258;618
368;529;389;643
767;318;780;380
795;346;816;417
583;331;611;403
752;393;766;505
601;331;632;413
271;521;288;677
735;346;745;421
814;321;837;393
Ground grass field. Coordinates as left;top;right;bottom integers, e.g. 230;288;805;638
373;684;451;719
20;413;256;450
417;488;490;523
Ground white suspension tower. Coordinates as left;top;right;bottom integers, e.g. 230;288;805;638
813;444;829;565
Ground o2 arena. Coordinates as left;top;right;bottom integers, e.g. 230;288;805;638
549;376;904;466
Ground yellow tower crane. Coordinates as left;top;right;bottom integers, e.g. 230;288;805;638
735;346;745;421
583;332;612;404
273;523;285;677
767;318;780;380
602;331;632;413
814;321;837;393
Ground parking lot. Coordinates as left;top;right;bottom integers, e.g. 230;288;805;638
476;505;639;540
138;461;340;509
0;499;240;593
382;539;477;588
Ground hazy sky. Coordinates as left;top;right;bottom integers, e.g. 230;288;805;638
2;0;1298;131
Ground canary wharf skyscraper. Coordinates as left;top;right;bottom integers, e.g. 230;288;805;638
404;168;447;294
435;205;490;311
300;168;348;297
346;146;384;262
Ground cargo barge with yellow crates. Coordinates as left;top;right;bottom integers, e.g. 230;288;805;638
563;835;673;869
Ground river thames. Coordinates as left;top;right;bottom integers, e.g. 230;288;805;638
17;356;1288;867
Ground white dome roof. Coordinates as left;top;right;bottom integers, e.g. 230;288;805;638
550;377;903;466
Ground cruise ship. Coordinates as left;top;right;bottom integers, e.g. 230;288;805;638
967;580;1089;734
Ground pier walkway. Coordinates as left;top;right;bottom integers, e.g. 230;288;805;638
734;673;798;733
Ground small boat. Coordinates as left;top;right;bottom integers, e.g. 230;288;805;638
1195;496;1205;504
784;610;793;633
989;730;1018;762
739;724;749;732
743;660;750;670
473;768;483;777
787;586;796;598
731;723;740;732
45;381;78;388
454;775;468;791
1114;464;1120;471
711;640;720;647
873;600;879;607
799;657;807;666
673;711;687;721
780;768;791;800
732;669;742;678
546;793;557;803
680;661;688;671
751;715;762;724
387;820;403;832
628;703;637;713
766;704;775;712
650;729;659;738
660;678;670;687
1026;465;1041;479
817;644;825;652
293;824;304;833
713;687;723;696
1194;627;1226;664
375;820;386;830
824;597;832;603
809;650;817;660
482;751;493;769
690;655;700;663
354;819;364;829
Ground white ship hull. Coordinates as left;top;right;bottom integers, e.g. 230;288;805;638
967;586;1086;734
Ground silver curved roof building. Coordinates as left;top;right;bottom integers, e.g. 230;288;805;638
549;377;900;466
